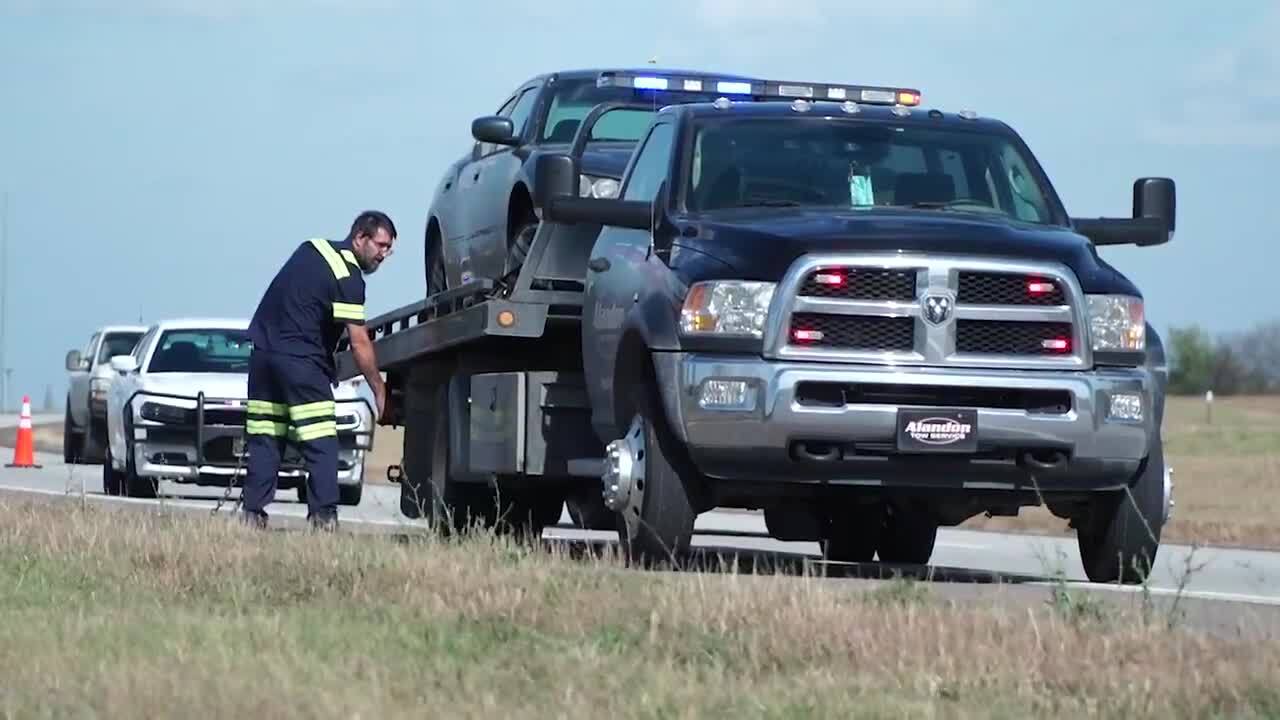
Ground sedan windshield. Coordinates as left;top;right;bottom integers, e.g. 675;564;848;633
147;329;253;374
541;78;725;143
684;117;1059;225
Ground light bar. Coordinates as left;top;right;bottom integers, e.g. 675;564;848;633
595;71;921;106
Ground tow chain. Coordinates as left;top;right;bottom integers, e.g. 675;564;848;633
210;426;247;517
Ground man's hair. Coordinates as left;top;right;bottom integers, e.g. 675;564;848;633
347;210;397;242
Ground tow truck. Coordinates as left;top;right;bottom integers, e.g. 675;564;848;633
337;69;1176;583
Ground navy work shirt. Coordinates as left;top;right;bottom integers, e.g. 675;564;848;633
248;237;366;380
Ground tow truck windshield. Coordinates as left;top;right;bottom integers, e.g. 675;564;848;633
684;116;1059;225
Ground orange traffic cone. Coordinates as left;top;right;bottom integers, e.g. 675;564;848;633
6;395;42;469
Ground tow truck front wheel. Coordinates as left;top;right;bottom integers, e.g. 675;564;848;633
1076;438;1169;584
603;388;697;566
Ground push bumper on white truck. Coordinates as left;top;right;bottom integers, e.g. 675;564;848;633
122;389;374;491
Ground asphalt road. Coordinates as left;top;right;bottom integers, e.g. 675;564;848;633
4;444;1280;616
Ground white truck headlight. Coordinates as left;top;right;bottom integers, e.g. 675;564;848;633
680;281;776;338
1087;295;1144;352
579;174;620;199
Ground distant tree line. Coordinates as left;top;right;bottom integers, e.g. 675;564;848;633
1166;319;1280;395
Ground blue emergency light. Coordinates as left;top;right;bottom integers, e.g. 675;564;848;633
596;70;921;106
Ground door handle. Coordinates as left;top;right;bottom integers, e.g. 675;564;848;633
473;171;481;182
587;257;611;272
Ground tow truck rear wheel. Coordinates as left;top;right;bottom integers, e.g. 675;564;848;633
604;385;697;566
426;383;497;534
1076;438;1169;584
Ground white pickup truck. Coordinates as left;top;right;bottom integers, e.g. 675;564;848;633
63;324;147;464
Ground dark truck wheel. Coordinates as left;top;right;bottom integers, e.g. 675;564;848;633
876;501;940;565
63;405;80;464
425;383;496;533
603;385;697;566
820;503;883;563
1076;438;1170;584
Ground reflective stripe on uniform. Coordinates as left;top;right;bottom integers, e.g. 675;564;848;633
340;249;359;267
246;419;290;437
289;400;335;422
247;400;288;418
308;238;350;280
333;302;365;321
294;421;337;442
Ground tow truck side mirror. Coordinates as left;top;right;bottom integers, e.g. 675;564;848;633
535;153;651;230
1072;177;1176;247
472;116;518;147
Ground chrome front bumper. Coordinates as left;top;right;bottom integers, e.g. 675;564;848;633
655;352;1157;491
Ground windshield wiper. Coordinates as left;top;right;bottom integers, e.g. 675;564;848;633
908;199;1000;212
733;199;802;207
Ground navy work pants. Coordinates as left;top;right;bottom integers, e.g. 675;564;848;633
241;349;340;522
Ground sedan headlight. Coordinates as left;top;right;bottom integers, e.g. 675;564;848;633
1087;295;1145;351
680;281;776;338
579;174;620;199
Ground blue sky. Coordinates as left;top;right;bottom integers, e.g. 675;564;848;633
1;0;1277;410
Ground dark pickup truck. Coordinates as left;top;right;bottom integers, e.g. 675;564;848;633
339;69;1174;584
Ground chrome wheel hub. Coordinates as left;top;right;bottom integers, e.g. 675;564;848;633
601;415;646;534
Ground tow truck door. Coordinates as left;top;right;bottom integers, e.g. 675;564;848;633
583;120;677;437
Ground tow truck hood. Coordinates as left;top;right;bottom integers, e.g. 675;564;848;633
677;207;1140;296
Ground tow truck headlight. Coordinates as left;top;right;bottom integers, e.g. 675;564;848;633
579;174;620;199
1087;295;1145;352
680;281;776;338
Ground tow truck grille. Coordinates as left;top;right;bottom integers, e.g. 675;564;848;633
772;254;1087;369
799;268;916;301
958;272;1066;306
789;314;914;350
957;320;1074;355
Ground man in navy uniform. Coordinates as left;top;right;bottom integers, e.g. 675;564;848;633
241;210;395;529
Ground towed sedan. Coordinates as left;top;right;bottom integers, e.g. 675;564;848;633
103;317;374;504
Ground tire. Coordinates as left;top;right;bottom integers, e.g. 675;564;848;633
427;383;496;533
102;442;124;496
425;228;447;297
1077;438;1169;584
876;502;939;565
502;220;538;281
120;415;157;498
63;405;80;464
609;384;698;566
80;417;105;465
820;503;883;563
566;488;615;531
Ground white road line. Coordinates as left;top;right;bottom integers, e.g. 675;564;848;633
1039;581;1280;608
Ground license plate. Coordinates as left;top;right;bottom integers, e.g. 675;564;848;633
896;408;978;453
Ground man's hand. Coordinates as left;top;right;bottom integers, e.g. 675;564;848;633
346;323;389;423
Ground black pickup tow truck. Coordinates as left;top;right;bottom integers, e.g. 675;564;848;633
337;69;1176;583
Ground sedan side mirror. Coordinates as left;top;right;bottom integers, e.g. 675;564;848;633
110;355;139;374
65;350;85;372
471;116;518;146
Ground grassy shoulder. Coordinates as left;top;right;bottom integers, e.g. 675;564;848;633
1;498;1278;719
964;395;1280;548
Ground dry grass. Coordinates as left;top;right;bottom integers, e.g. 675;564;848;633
1;497;1278;719
964;395;1280;548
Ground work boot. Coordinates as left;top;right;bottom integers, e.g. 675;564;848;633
308;513;339;533
240;509;269;530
